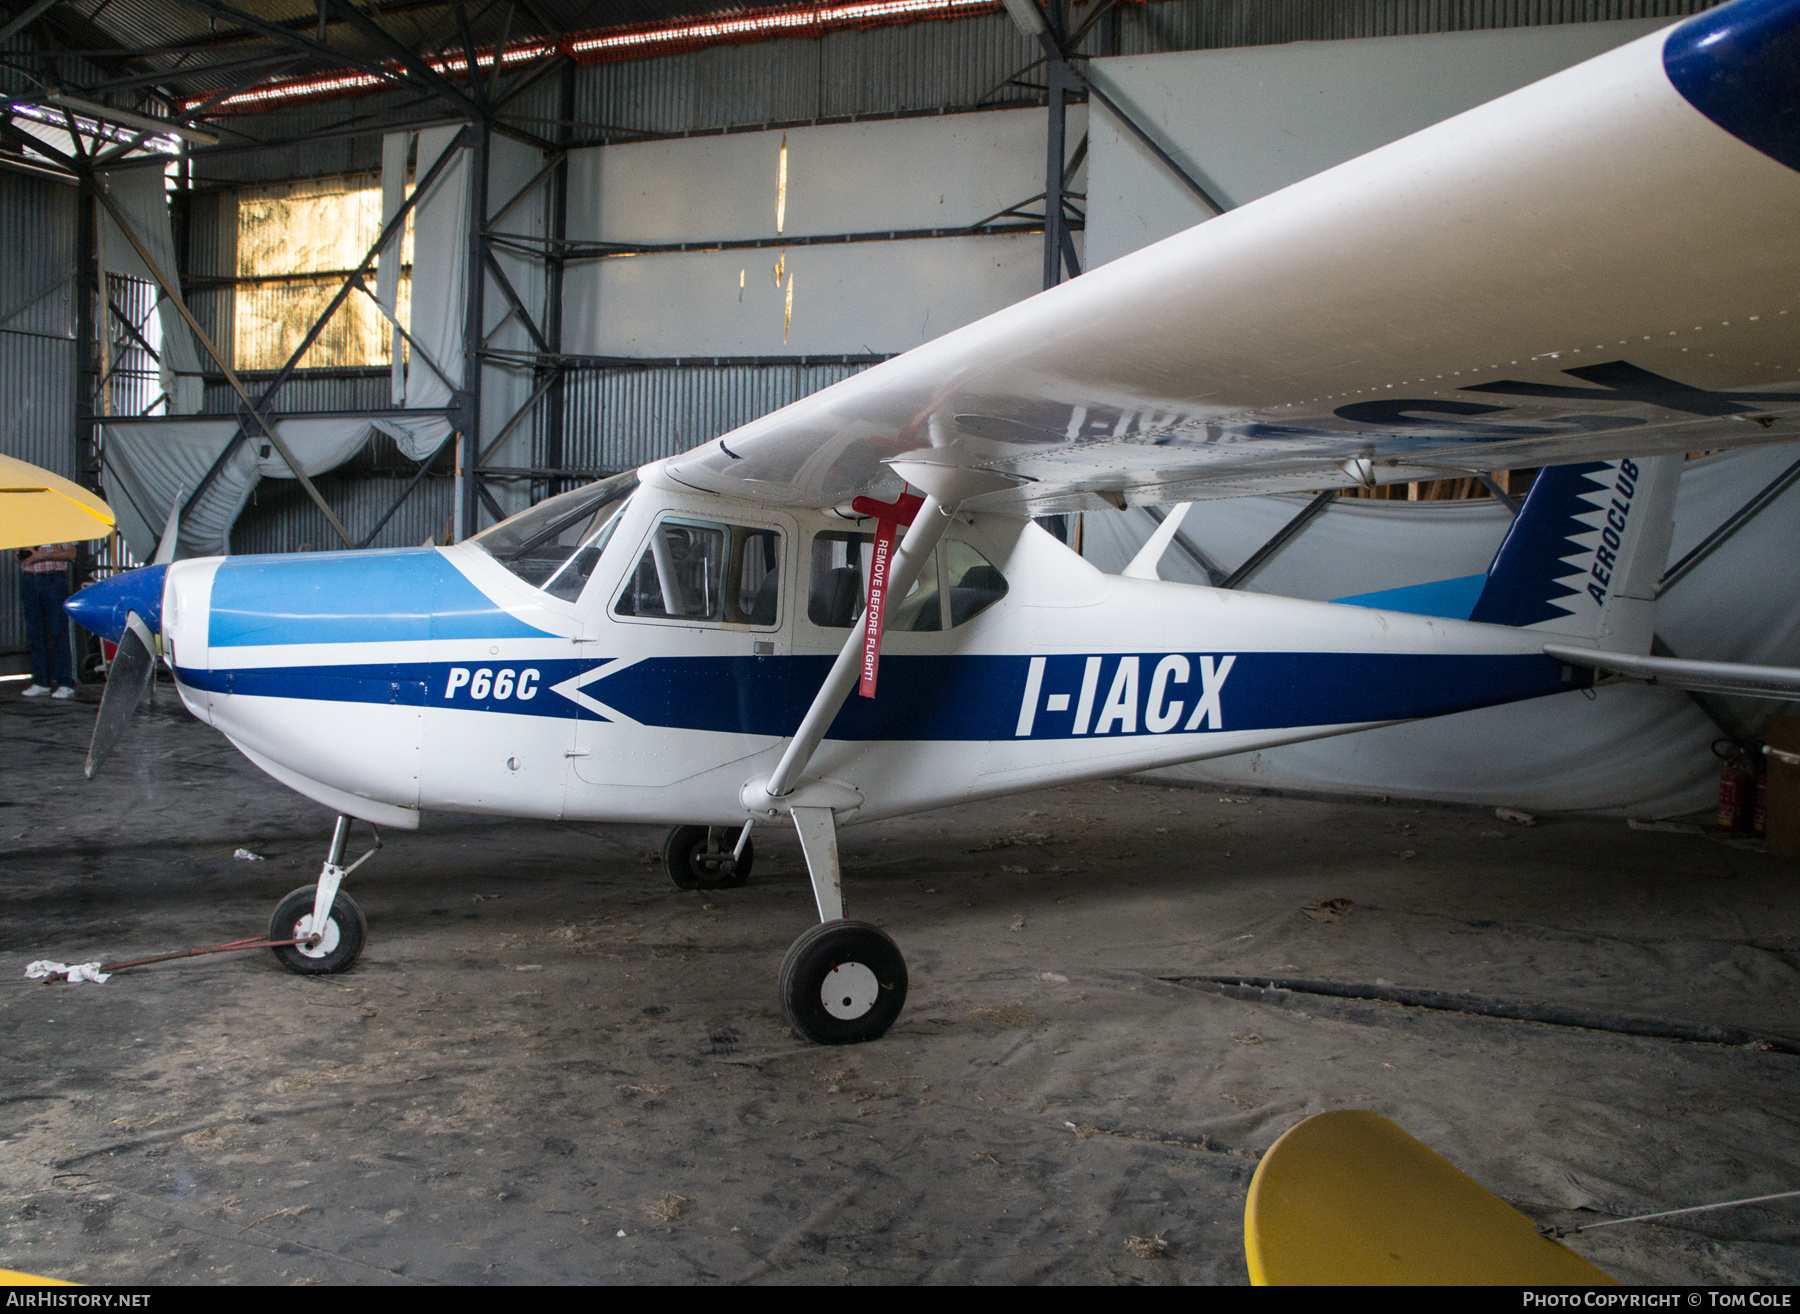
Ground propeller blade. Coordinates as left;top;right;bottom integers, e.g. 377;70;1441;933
84;611;156;780
152;486;181;565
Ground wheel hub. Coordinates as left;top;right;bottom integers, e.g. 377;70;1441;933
293;913;340;959
820;961;880;1019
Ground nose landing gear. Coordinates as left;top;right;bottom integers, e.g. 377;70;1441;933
269;814;380;976
268;883;365;975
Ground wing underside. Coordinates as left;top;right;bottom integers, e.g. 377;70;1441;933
666;2;1800;515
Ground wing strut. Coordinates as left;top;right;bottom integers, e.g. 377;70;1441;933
749;462;1021;808
760;489;954;801
1543;644;1800;702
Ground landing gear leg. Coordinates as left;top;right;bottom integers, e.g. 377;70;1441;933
779;806;907;1045
662;822;755;890
269;814;380;976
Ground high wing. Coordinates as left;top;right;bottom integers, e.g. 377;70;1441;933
668;0;1800;515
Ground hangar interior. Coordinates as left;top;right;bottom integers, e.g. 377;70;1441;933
4;0;1800;1287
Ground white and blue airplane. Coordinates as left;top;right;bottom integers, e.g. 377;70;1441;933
65;0;1800;1044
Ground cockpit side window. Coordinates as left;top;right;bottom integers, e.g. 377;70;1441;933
806;530;1007;630
944;538;1009;626
469;471;638;602
614;517;782;627
807;530;868;627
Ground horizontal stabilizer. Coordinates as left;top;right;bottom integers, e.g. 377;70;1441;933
1543;643;1800;702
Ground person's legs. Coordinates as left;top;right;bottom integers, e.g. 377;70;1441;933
43;573;72;688
20;573;51;687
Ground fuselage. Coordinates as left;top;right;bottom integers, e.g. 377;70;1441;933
141;464;1586;832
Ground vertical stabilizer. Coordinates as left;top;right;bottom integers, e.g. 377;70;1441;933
1466;455;1678;652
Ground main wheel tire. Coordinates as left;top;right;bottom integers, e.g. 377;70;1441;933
662;825;754;891
779;919;907;1045
268;885;366;976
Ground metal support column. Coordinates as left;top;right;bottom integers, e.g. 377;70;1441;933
74;176;100;491
458;118;491;541
1042;56;1071;290
1037;0;1075;291
539;62;574;502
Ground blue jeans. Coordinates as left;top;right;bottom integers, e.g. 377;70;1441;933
21;571;72;687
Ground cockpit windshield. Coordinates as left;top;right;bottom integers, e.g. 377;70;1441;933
469;472;639;601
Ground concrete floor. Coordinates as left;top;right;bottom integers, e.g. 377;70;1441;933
3;686;1800;1285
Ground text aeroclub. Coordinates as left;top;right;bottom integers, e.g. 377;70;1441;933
1585;458;1640;607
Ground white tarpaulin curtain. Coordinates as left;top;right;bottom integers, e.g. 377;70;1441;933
1080;443;1800;817
98;166;205;414
103;417;382;559
374;125;465;461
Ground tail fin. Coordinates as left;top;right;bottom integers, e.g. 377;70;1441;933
1466;455;1678;652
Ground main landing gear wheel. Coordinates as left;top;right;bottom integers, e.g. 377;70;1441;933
662;825;754;891
779;920;908;1045
268;884;366;976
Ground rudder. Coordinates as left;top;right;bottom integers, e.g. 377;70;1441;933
1466;455;1678;652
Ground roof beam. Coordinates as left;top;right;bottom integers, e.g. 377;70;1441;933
314;0;485;119
162;0;419;99
0;0;59;47
76;51;303;96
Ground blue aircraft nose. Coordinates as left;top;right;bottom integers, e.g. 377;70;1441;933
65;564;168;645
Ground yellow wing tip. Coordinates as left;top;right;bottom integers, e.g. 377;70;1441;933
1246;1110;1616;1286
0;1269;77;1286
0;453;116;549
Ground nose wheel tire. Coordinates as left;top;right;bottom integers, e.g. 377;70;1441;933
779;920;908;1045
268;885;366;976
663;825;754;891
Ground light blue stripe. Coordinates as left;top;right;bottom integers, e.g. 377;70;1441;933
1332;574;1487;621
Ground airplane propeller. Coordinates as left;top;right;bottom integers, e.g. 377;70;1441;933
69;495;183;778
84;610;157;779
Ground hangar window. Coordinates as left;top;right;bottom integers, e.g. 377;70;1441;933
807;531;1006;631
233;173;404;371
470;472;638;602
615;518;782;626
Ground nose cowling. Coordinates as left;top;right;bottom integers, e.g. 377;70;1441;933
65;564;168;645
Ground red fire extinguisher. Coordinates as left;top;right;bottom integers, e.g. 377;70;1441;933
1715;740;1756;832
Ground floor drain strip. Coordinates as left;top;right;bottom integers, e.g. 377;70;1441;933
1165;974;1800;1055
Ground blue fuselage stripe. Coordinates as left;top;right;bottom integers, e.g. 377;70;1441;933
179;650;1587;741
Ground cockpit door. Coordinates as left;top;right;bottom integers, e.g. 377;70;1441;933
570;508;795;789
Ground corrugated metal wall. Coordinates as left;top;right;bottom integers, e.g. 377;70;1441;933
556;360;879;471
180;188;233;365
187;95;406;187
1111;0;1711;54
569;17;1041;136
200;367;391;416
561;0;1715;142
0;168;78;656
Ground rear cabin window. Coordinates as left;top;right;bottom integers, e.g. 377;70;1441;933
806;530;1006;631
615;517;782;626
